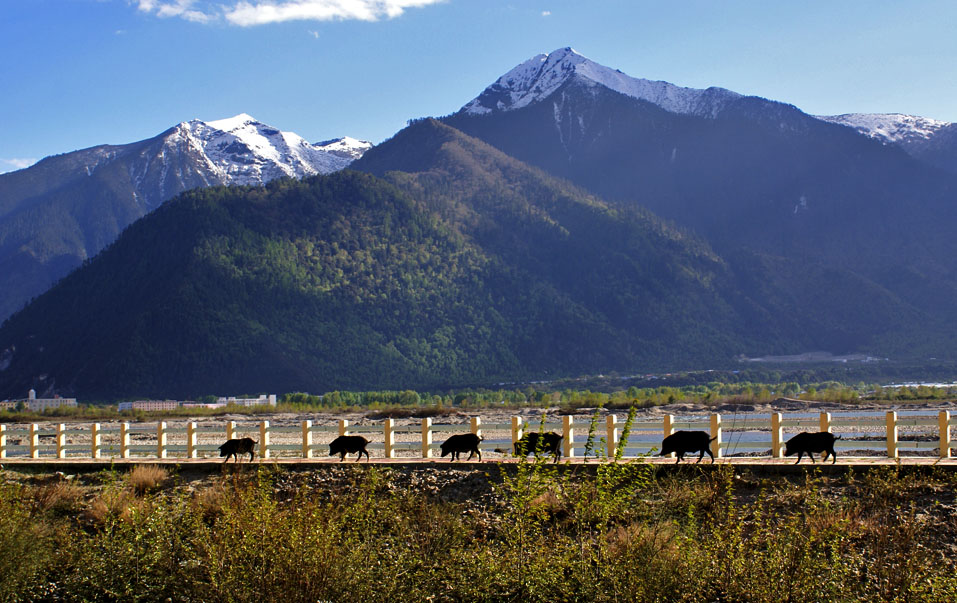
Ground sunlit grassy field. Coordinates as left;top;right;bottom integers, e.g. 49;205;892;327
2;459;956;602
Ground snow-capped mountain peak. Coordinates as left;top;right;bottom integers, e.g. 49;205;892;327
314;136;374;160
205;113;259;131
165;114;370;186
816;112;952;146
462;47;742;118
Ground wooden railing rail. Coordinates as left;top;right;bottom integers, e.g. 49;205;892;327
0;410;953;461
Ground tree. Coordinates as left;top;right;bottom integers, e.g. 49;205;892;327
399;390;420;406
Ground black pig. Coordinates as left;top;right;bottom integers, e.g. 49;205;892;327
219;437;256;463
784;431;839;464
660;430;716;464
514;431;563;462
329;435;370;462
440;433;483;461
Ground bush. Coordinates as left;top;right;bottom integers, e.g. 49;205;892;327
0;484;57;602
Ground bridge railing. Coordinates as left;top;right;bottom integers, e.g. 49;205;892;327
0;411;952;461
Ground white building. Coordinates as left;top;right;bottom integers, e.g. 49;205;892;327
217;394;277;407
5;389;79;412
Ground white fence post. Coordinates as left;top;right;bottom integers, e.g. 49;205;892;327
56;423;66;459
820;412;832;433
606;415;618;458
157;421;167;459
421;418;432;458
226;421;236;441
187;422;197;459
886;411;898;459
91;423;101;459
771;413;783;458
120;422;130;458
710;414;722;460
260;421;270;459
30;423;39;459
384;418;395;458
562;415;574;459
511;416;523;451
939;411;951;459
470;416;482;439
0;424;6;459
663;415;675;458
302;420;313;459
339;419;349;436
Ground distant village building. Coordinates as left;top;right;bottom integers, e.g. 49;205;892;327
117;400;182;412
1;389;78;412
217;394;277;407
114;394;278;412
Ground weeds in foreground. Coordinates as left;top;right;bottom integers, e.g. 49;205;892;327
127;464;169;494
0;466;954;602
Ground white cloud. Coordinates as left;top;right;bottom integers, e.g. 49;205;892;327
308;29;320;38
134;0;213;23
133;0;444;26
541;10;550;16
0;158;38;173
224;0;445;26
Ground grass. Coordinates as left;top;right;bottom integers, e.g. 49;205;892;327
127;464;169;494
0;463;955;601
30;479;85;516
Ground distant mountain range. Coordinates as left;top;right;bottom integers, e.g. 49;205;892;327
0;114;370;321
458;47;957;174
2;47;957;399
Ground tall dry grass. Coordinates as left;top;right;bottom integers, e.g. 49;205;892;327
127;464;169;494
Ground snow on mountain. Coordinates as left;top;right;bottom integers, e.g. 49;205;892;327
462;47;741;118
170;113;372;186
314;136;374;160
817;113;951;146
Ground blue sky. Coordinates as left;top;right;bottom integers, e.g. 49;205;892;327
3;0;957;173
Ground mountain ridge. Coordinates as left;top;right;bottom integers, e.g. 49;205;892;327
818;112;957;174
461;47;957;174
462;47;743;119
